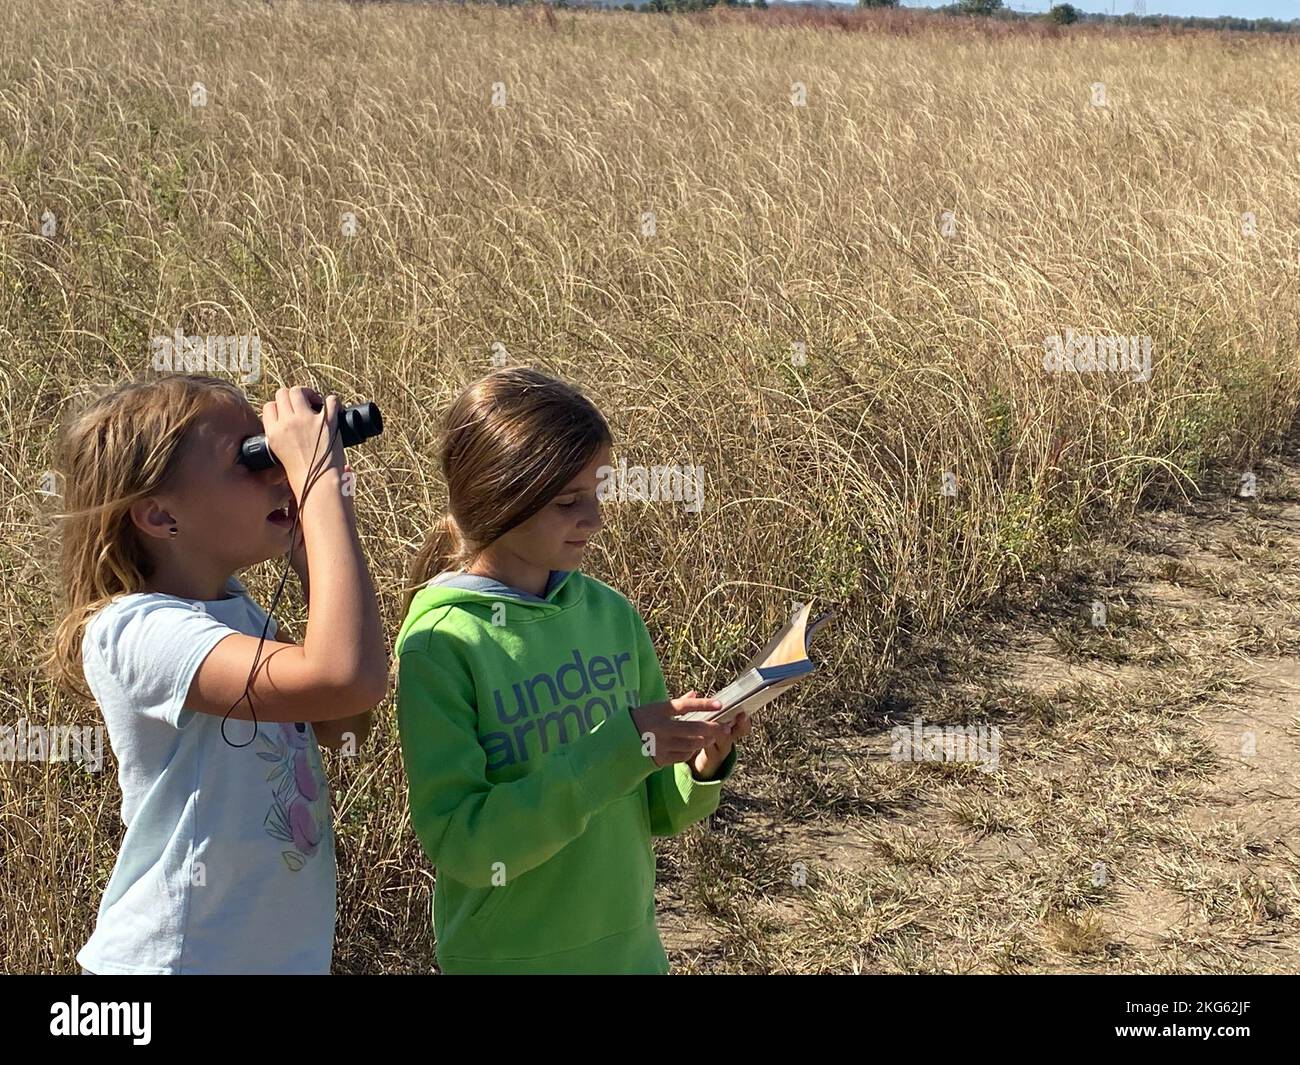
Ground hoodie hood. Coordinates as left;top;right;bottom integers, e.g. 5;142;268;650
397;569;577;649
425;568;572;603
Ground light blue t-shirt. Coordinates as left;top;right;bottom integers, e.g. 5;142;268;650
77;576;336;975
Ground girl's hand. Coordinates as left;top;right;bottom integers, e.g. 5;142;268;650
630;691;731;767
692;710;750;780
262;387;345;500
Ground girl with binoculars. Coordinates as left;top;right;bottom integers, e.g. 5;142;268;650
46;369;746;975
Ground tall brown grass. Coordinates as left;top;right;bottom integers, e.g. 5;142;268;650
1;0;1298;972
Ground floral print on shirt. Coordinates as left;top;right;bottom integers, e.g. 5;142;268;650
259;722;330;871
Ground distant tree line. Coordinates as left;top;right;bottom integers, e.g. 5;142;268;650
478;0;1300;33
931;0;1297;34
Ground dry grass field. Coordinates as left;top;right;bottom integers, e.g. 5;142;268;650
2;0;1299;972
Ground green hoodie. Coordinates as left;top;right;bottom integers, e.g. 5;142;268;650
395;568;736;974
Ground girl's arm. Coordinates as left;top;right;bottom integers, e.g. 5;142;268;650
396;632;659;888
184;466;386;722
289;520;377;752
289;509;311;605
633;613;738;837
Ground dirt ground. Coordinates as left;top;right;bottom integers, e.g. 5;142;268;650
657;460;1300;974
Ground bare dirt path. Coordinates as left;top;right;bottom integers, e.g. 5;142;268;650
660;458;1300;973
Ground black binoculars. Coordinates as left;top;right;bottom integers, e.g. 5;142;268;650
238;401;383;470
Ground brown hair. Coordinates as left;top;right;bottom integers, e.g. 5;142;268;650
402;367;612;617
44;374;250;699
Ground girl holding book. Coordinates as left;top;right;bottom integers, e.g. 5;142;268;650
396;366;749;974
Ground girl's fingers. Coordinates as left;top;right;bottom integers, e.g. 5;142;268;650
667;697;722;717
666;725;725;748
660;744;703;763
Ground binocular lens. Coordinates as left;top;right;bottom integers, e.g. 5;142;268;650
238;401;383;471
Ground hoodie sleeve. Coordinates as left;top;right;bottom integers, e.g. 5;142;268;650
396;631;659;888
632;611;737;838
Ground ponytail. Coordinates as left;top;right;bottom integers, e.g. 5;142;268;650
402;513;472;617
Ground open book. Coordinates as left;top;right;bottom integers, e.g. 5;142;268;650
680;602;834;725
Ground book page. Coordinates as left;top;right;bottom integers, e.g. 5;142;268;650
760;601;814;668
699;602;831;723
712;675;804;724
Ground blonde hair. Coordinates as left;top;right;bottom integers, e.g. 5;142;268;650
402;367;612;617
44;374;250;699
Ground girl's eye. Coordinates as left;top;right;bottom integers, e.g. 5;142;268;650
557;500;577;508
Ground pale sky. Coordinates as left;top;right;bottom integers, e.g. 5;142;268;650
899;0;1299;18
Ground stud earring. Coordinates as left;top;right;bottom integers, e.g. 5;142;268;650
169;526;178;538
